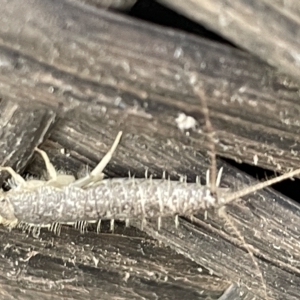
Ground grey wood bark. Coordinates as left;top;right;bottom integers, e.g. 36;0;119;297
0;1;300;300
80;0;137;10
157;0;300;84
0;99;56;184
0;222;233;300
0;0;300;175
29;114;299;300
135;162;300;300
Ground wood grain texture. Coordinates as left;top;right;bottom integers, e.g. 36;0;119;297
0;99;56;184
136;161;300;300
0;223;232;300
0;1;300;300
24;113;300;300
0;0;300;176
157;0;300;83
79;0;137;10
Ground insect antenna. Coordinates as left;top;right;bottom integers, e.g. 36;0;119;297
189;74;218;195
223;167;300;204
189;72;271;300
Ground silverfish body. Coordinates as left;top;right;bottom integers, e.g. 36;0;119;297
0;132;228;233
0;177;228;226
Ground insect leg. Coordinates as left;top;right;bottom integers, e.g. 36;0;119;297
34;147;57;181
0;166;26;186
216;167;223;187
90;131;123;177
71;131;123;188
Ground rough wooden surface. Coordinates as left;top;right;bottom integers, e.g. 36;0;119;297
0;223;234;300
0;1;300;300
157;0;300;83
0;0;300;176
137;166;300;300
28;110;299;300
81;0;137;10
4;101;298;299
0;99;56;183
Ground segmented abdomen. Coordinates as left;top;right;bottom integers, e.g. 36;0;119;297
9;178;218;225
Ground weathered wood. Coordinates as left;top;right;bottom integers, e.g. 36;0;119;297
136;162;300;300
219;284;240;300
21;110;299;300
79;0;137;10
0;1;300;300
0;0;300;176
0;223;231;300
0;99;56;183
157;0;300;83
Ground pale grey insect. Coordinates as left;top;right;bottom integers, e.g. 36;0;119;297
0;131;230;237
0;131;300;238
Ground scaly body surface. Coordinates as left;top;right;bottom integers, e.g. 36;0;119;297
2;178;222;227
1;131;300;237
0;131;229;235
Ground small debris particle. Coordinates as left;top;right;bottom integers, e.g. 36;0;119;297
175;113;197;131
253;154;258;165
